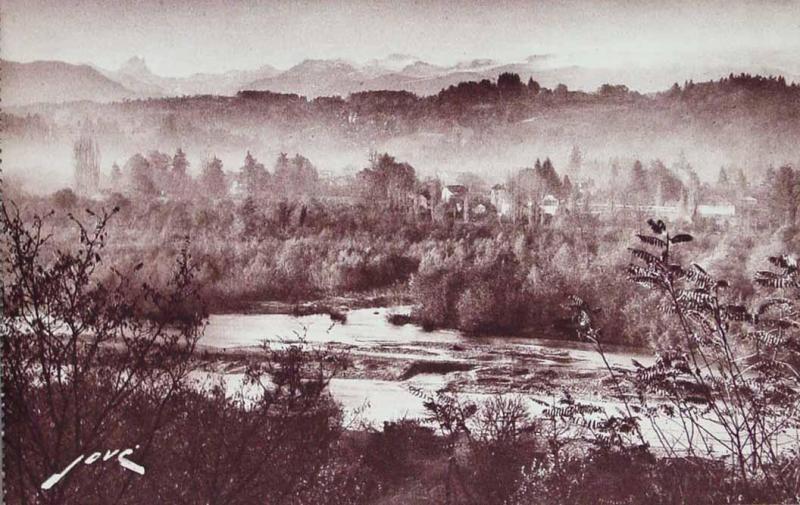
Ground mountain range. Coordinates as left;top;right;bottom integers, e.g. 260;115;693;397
2;53;798;107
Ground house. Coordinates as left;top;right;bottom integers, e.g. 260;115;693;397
540;194;560;216
441;185;469;222
441;184;468;203
490;184;513;217
737;196;761;229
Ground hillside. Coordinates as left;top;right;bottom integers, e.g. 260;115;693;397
2;73;799;193
1;60;138;106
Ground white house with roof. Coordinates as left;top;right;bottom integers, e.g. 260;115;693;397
441;184;468;203
441;184;469;221
540;194;560;216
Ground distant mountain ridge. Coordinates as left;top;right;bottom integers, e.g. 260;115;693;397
1;59;137;106
99;56;281;98
3;54;799;106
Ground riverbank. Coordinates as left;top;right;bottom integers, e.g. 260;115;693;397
208;292;416;316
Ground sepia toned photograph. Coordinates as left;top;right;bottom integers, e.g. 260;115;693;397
1;0;800;503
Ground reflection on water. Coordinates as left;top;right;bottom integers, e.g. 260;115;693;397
201;306;653;369
202;306;460;348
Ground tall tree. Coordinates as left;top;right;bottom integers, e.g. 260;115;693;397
200;156;228;198
771;165;799;225
650;159;684;202
274;152;318;196
290;154;319;194
73;135;100;196
125;153;156;197
237;196;261;238
171;148;191;197
239;151;270;197
628;160;648;198
109;162;122;192
568;145;583;176
356;152;417;209
717;167;730;187
527;77;541;95
147;150;172;193
562;174;574;200
538;158;562;195
172;148;189;179
736;168;748;192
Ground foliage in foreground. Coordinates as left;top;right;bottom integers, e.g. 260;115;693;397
4;198;799;504
0;199;359;505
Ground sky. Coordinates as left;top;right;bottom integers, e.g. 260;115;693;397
2;0;799;76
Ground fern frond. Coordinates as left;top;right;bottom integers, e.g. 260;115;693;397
566;294;587;308
628;248;661;265
647;218;666;235
636;234;667;248
756;297;793;316
630;275;663;289
685;263;714;288
677;288;715;306
744;330;788;346
768;255;798;273
758;318;800;330
670;234;694;244
658;299;677;314
755;271;797;288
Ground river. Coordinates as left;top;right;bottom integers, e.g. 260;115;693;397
199;306;656;422
197;306;778;455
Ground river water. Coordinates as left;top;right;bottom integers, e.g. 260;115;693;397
199;306;654;422
195;305;793;457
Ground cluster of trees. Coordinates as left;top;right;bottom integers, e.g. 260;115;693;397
624;159;689;204
102;147;581;225
17;145;784;344
667;73;797;101
509;157;569;201
103;148;320;200
356;152;417;209
112;148;191;197
435;72;562;104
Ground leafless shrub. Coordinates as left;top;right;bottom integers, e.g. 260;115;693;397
1;197;205;504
